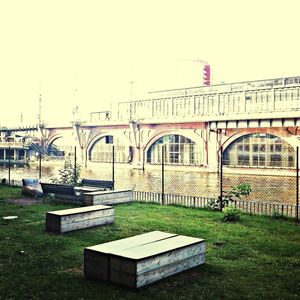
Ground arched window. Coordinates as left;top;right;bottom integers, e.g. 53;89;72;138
48;137;71;157
89;136;132;163
223;133;295;168
147;134;202;165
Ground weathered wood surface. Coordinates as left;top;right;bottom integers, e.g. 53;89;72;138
84;231;176;280
83;189;133;206
46;205;115;233
74;186;105;193
84;231;206;288
111;253;205;288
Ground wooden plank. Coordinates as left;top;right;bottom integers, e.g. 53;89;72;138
84;231;177;281
45;213;61;232
74;186;104;193
84;189;132;196
61;208;114;223
84;263;108;280
91;197;132;206
84;231;206;288
47;204;112;216
60;215;115;233
84;251;110;280
86;231;177;253
110;241;205;274
110;253;205;288
136;253;205;288
109;235;204;260
46;205;115;233
84;190;132;206
92;192;132;201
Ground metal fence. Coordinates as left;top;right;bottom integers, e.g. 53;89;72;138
133;145;300;221
1;144;300;221
133;191;299;219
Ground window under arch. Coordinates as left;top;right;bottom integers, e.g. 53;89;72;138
147;134;203;165
48;137;71;157
89;135;132;163
223;133;295;168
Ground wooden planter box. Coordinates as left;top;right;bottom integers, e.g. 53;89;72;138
46;205;115;233
84;231;205;288
83;189;132;206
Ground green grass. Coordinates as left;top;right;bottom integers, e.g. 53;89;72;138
0;188;300;299
0;184;22;200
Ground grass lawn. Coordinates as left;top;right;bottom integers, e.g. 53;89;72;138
0;185;300;299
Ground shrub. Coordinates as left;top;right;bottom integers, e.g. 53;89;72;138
208;183;252;210
51;158;81;186
223;205;242;222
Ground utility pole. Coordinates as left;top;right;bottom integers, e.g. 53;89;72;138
38;93;42;126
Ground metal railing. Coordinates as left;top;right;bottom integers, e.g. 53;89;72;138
133;191;299;219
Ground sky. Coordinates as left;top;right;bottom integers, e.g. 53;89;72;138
0;0;300;125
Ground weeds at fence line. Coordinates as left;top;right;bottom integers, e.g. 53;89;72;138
133;191;299;220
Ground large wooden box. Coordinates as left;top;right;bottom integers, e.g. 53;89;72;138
83;189;132;206
84;231;205;288
46;205;115;233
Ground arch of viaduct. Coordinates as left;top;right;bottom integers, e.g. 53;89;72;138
38;117;300;172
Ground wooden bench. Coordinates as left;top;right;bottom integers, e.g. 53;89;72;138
83;189;132;206
41;183;82;203
81;178;114;191
46;205;115;233
84;231;206;288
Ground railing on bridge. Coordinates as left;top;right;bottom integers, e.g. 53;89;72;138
105;76;300;123
0;142;26;148
116;90;300;122
2;76;300;128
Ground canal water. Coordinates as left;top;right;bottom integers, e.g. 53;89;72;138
0;162;297;205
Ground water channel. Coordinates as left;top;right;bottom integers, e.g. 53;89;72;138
0;161;297;205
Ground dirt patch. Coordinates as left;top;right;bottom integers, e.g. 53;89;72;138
8;197;42;205
62;266;83;274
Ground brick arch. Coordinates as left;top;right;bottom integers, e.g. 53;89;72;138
86;131;133;163
47;134;64;148
86;131;131;155
221;129;297;152
143;129;205;166
143;129;204;154
221;130;297;168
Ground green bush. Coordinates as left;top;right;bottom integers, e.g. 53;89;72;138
223;205;242;222
51;158;81;186
208;183;252;210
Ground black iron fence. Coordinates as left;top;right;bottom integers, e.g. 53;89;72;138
1;144;300;221
133;191;299;219
139;144;300;221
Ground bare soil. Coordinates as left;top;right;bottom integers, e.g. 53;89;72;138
7;197;42;205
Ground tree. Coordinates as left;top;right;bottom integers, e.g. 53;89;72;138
209;183;252;210
51;157;81;186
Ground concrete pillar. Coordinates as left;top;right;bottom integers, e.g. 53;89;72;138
206;130;219;172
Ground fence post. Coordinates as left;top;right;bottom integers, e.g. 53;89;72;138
8;146;11;186
74;146;77;185
161;145;165;205
39;149;42;179
296;146;299;223
220;146;223;211
112;145;115;190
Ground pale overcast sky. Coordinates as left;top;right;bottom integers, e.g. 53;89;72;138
0;0;300;125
